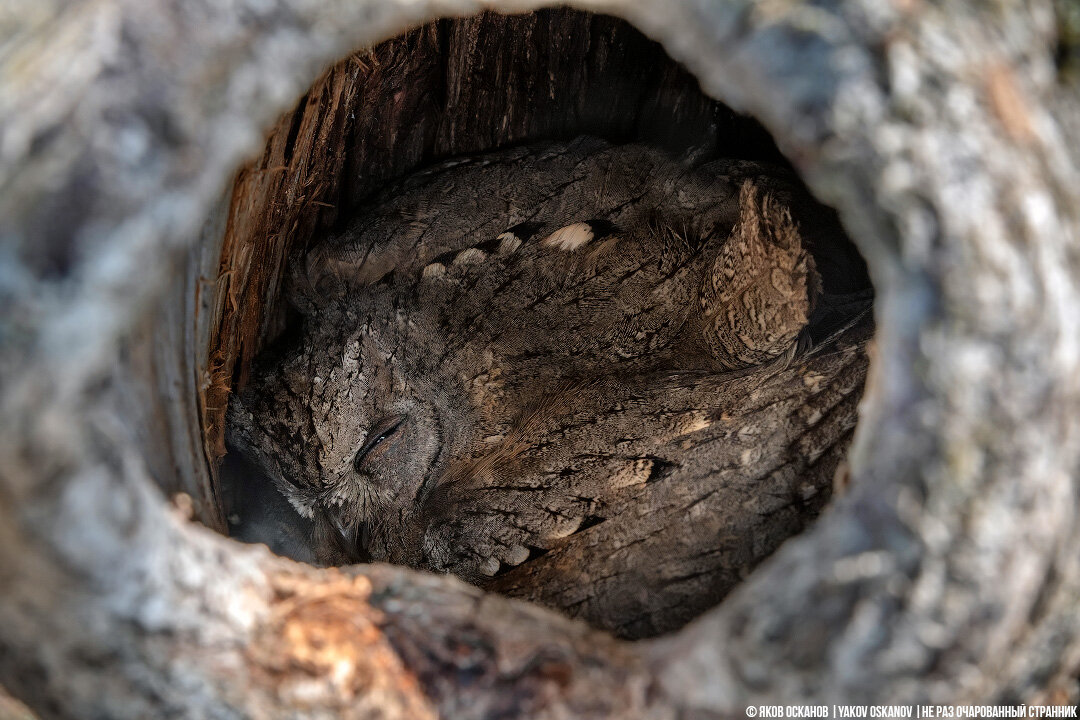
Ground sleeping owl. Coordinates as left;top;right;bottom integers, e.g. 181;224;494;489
226;137;871;637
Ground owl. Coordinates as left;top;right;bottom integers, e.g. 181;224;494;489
226;137;871;637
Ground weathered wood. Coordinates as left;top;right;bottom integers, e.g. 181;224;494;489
0;0;1078;718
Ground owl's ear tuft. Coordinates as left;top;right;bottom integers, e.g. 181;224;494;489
285;242;339;314
699;180;821;370
285;239;397;314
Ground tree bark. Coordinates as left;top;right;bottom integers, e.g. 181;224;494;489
0;0;1078;718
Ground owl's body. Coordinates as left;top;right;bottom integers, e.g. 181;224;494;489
227;138;870;637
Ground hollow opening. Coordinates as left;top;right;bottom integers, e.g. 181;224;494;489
204;8;873;640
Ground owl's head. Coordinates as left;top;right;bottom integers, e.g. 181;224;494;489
224;289;468;565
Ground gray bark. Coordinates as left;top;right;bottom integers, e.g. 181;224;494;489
0;0;1078;718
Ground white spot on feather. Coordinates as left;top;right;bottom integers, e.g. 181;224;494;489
422;262;446;279
454;247;487;264
541;222;594;251
478;556;500;576
504;545;530;567
496;231;522;253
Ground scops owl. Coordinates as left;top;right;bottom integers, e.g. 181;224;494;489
226;137;871;638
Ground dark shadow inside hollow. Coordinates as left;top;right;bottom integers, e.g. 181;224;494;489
211;8;873;639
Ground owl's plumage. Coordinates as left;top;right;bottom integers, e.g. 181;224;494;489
226;138;871;637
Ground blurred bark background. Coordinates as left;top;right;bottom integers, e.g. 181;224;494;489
0;0;1079;718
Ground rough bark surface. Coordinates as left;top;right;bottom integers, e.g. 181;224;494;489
0;1;1078;719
